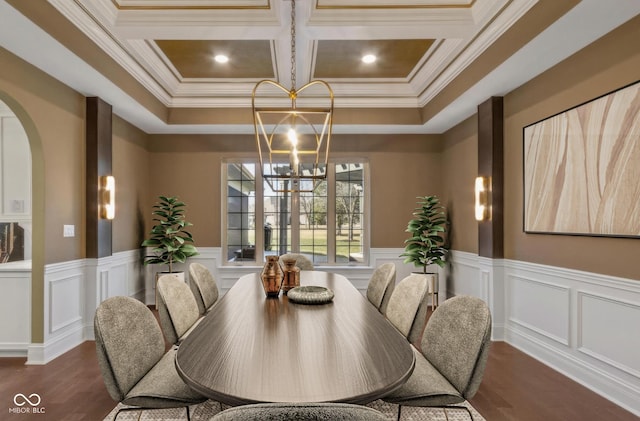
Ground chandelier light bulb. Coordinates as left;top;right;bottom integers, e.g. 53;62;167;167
287;128;298;146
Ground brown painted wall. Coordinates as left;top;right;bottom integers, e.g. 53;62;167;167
112;116;150;252
440;15;640;281
441;115;478;253
503;15;640;281
0;47;85;265
1;48;157;341
145;134;443;249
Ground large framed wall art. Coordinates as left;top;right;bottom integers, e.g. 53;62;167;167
523;80;640;237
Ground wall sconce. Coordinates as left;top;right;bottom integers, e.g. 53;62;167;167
100;175;115;220
475;176;491;221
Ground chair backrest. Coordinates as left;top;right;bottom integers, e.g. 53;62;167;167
421;295;492;399
188;262;219;315
157;274;200;344
366;262;396;313
384;273;429;340
279;253;314;270
211;402;388;421
94;296;165;402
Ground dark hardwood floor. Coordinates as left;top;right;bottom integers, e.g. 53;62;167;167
469;341;638;421
1;326;637;420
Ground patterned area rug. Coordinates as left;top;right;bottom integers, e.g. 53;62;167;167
104;399;485;420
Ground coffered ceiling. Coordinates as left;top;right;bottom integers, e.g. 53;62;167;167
1;0;640;134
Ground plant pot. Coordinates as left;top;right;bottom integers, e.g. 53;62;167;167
155;271;185;309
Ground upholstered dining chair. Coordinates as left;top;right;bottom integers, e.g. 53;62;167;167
211;402;389;421
188;262;219;316
94;296;207;421
279;253;314;270
384;273;430;344
366;262;396;314
157;274;202;345
383;295;492;421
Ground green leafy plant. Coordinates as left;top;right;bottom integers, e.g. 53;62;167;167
401;195;448;273
141;196;199;273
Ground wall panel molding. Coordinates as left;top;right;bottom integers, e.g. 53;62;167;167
21;248;640;416
447;252;640;417
577;291;640;379
0;265;30;357
174;247;422;298
27;251;144;364
507;274;571;346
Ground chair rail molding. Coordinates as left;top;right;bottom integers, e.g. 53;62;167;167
187;247;418;297
448;250;640;417
0;262;31;357
21;246;640;416
27;250;143;364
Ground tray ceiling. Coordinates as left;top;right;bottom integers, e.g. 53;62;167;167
1;0;640;133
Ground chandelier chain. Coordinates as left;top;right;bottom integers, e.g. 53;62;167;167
290;0;296;90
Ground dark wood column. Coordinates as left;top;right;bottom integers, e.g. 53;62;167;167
86;97;112;258
478;96;503;258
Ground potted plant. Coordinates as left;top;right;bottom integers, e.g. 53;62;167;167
400;195;449;308
142;196;199;304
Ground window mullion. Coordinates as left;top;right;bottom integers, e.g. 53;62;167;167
255;163;264;263
326;163;336;264
291;190;300;252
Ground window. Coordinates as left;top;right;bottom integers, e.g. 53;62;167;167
223;161;368;265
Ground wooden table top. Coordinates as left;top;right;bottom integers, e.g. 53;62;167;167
175;271;415;406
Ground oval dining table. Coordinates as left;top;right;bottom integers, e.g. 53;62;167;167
175;271;415;406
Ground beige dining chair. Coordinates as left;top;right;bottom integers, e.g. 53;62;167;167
94;296;208;421
384;273;430;344
188;262;219;316
211;402;388;421
366;262;396;314
157;274;202;345
279;253;314;270
383;295;492;421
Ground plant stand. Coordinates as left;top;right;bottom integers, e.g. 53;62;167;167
427;273;438;310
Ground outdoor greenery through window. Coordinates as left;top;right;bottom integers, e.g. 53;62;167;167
224;161;368;265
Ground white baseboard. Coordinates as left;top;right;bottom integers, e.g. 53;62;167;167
449;251;640;417
0;343;29;357
26;324;84;365
15;248;640;416
24;251;145;364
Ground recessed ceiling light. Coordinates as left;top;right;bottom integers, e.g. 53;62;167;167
214;54;229;64
362;54;376;64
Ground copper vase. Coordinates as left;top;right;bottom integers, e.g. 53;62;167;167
281;256;301;294
260;255;283;297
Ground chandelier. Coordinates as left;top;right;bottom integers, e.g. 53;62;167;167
252;0;334;193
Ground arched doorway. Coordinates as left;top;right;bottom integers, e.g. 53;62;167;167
0;95;43;356
0;100;31;262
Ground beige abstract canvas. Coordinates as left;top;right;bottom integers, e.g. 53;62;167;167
524;81;640;236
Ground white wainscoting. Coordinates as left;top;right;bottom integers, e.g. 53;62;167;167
448;250;640;417
19;247;640;415
27;250;144;364
188;247;435;298
0;261;31;357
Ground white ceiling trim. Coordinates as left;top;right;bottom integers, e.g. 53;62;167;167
316;1;473;6
49;0;175;105
114;0;270;7
3;0;640;136
417;0;537;107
